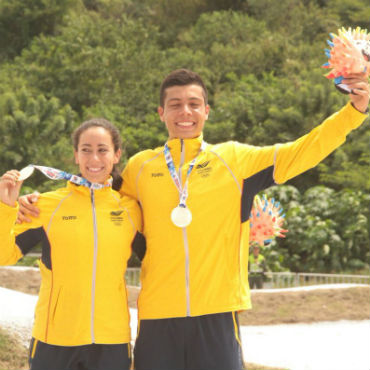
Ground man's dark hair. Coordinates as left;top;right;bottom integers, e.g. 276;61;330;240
159;69;208;107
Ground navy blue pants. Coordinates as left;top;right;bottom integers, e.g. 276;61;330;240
28;339;131;370
134;312;244;370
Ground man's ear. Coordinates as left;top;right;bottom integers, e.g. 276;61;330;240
205;104;210;120
158;106;165;122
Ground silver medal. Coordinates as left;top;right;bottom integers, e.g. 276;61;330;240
171;206;192;228
18;166;35;181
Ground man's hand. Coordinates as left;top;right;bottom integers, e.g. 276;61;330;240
17;192;40;223
343;73;370;113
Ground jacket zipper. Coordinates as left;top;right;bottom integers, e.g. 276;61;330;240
179;139;191;316
90;189;98;342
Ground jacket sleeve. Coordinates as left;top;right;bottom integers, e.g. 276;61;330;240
0;197;45;265
274;102;368;184
120;158;139;201
232;102;367;185
0;202;23;265
0;201;43;265
123;197;143;234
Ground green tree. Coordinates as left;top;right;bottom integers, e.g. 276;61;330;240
14;12;164;117
264;185;370;273
318;123;370;192
83;103;167;162
178;11;287;87
326;0;370;29
0;89;77;192
0;0;76;61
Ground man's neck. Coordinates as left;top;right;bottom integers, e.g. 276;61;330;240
168;135;201;140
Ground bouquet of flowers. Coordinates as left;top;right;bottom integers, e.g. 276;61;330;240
322;27;370;94
249;195;288;247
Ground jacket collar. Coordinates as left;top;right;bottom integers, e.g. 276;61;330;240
165;134;204;165
66;177;113;197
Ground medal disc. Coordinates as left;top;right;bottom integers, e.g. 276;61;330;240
171;206;192;228
18;166;35;181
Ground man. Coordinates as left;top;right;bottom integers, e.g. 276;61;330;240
248;244;267;289
120;68;369;370
19;69;369;370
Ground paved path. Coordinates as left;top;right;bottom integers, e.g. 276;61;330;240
240;320;370;370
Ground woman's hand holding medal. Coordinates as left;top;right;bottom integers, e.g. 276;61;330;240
0;170;24;207
0;165;35;207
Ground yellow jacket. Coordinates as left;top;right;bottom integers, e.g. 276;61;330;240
121;102;367;320
0;182;141;346
248;254;266;274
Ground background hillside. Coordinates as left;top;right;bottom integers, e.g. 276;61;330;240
0;0;369;273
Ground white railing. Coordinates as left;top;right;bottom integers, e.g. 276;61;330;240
125;268;370;288
125;268;141;286
264;272;370;289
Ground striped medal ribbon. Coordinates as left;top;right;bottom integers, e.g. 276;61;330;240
163;141;207;228
18;165;112;190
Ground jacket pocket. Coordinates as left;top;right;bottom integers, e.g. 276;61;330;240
50;285;62;323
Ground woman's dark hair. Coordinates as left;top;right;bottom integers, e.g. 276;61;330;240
72;118;123;191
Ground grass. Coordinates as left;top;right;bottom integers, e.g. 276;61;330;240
0;328;28;370
239;286;370;325
15;256;39;267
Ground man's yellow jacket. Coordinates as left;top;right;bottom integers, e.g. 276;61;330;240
122;102;367;320
0;182;141;346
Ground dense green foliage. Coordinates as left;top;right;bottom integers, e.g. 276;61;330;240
0;0;369;272
263;185;370;273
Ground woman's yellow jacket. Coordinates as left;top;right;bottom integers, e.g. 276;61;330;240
121;102;367;320
0;182;141;346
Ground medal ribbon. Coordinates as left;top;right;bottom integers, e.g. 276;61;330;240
164;141;207;207
26;165;112;190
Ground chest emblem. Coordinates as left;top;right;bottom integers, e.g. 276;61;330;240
196;160;212;177
110;210;124;225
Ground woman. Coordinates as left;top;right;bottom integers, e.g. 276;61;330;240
0;118;141;370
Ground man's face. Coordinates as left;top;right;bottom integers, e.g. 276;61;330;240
158;84;210;139
253;247;260;257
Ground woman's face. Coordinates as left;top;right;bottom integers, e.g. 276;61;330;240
74;126;121;184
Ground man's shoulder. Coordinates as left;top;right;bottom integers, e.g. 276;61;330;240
209;140;260;156
128;146;164;166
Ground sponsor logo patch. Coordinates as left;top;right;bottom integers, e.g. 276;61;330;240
62;216;77;220
110;210;124;225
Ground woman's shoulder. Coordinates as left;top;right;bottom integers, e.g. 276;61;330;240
37;186;74;209
39;186;72;201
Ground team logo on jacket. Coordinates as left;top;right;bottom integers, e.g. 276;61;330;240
196;160;212;177
196;160;210;169
110;210;124;225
